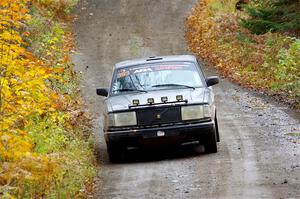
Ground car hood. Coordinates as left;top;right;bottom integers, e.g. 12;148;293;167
105;88;210;112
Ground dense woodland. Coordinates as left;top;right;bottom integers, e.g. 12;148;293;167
186;0;300;108
241;0;300;35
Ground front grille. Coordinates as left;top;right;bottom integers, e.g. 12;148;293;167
136;106;181;126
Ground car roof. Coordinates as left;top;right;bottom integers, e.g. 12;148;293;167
115;55;197;69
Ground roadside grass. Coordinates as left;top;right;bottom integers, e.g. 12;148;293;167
0;0;95;198
186;0;300;108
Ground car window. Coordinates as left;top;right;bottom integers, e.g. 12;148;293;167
111;62;204;95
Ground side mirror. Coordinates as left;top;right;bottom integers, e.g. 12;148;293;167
206;76;219;87
96;88;109;97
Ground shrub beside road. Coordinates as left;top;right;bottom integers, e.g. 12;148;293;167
0;0;95;197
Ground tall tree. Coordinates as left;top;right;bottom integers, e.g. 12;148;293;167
240;0;300;35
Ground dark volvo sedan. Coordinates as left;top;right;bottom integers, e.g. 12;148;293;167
97;55;220;162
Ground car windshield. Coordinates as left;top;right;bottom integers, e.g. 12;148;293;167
111;62;203;95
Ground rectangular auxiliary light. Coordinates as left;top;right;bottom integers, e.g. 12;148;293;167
132;99;139;106
176;95;183;101
161;96;168;103
147;98;154;104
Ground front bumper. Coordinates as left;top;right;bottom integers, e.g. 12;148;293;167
104;121;215;145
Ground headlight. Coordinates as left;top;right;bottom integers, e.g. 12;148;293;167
109;112;137;127
181;105;211;121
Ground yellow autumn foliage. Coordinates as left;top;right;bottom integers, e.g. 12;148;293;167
0;0;55;160
1;0;95;197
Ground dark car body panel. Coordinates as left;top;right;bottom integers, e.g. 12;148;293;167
105;121;215;146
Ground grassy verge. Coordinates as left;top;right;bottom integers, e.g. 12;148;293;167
186;0;300;108
0;0;96;198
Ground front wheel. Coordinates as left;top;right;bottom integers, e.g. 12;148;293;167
107;142;124;163
204;127;218;153
215;114;220;142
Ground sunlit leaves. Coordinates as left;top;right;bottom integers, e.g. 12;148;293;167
0;0;95;197
0;1;58;183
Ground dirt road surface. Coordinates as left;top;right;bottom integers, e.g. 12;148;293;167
72;0;300;198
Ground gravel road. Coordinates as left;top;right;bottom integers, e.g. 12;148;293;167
72;0;300;198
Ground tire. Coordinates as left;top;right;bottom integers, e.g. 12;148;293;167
204;127;218;153
107;142;124;163
215;114;220;142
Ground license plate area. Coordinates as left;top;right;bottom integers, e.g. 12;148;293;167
142;129;179;138
157;131;165;137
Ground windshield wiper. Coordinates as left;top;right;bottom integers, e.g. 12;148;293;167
151;84;195;90
114;88;148;93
